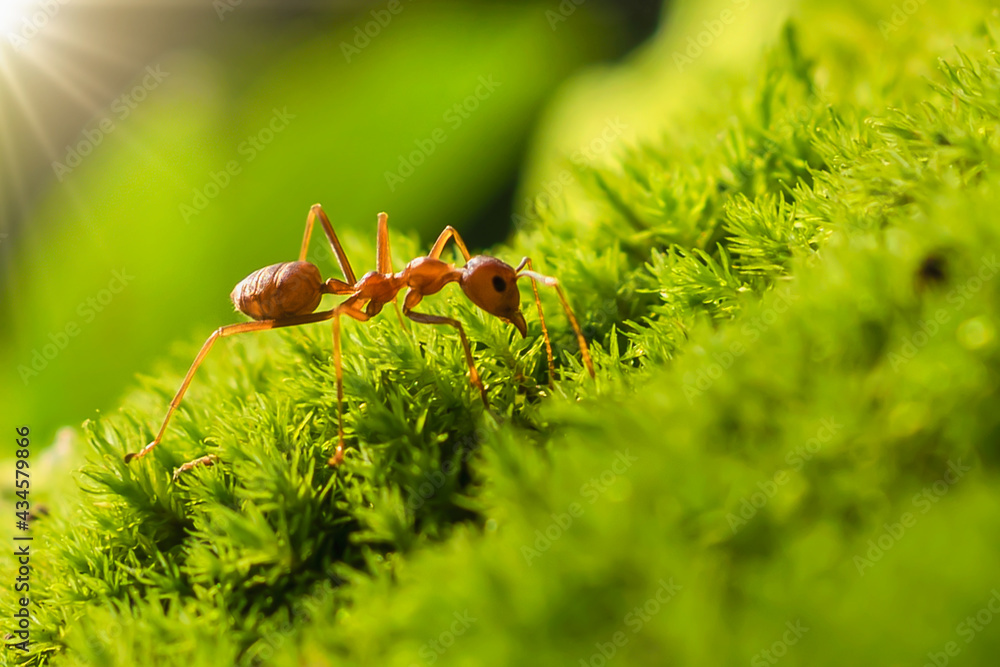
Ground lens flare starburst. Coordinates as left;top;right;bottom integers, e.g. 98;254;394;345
0;0;135;228
0;0;41;36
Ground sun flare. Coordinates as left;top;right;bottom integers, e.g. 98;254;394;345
0;0;128;214
0;0;43;37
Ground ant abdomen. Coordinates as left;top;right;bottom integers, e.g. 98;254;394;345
231;261;323;320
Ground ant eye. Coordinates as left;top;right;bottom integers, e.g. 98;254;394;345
492;276;507;292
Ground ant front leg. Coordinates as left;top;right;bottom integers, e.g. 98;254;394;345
516;259;596;380
515;258;555;385
402;289;489;409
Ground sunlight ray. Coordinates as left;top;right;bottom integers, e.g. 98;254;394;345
0;54;61;165
0;88;28;217
21;52;107;118
43;23;140;71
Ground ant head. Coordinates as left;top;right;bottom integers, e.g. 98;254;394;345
459;256;527;337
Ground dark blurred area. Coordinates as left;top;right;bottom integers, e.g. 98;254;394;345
0;0;663;448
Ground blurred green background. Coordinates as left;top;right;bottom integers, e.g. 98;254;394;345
0;0;664;450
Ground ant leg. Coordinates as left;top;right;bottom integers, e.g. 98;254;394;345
376;212;393;274
403;290;489;408
516;263;596;379
389;296;409;332
324;278;357;295
514;258;555;386
428;225;472;262
125;308;344;463
300;204;357;285
172;454;219;481
375;212;408;330
329;301;372;466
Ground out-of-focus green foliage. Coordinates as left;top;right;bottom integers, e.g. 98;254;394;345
5;0;1000;665
0;2;613;451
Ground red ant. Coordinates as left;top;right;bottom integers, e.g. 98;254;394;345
124;204;595;476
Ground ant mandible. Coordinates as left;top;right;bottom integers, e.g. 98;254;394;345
124;204;595;475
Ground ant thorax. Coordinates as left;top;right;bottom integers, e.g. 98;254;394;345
354;270;405;305
401;256;461;296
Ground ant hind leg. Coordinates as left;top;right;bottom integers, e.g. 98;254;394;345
300;204;358;285
126;308;346;466
172;454;219;481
